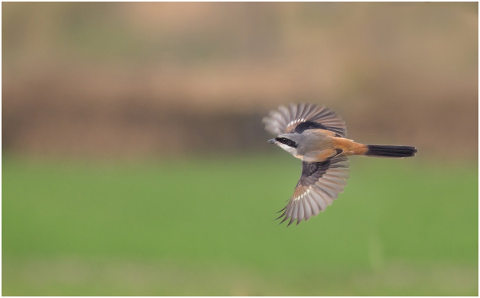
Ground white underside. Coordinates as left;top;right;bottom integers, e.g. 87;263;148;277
277;143;298;156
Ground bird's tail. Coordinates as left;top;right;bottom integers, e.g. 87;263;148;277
364;145;417;158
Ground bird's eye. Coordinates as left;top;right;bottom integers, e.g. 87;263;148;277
275;137;297;148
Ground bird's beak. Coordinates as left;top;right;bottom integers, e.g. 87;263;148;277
268;138;276;144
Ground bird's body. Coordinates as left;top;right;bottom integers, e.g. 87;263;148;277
263;103;417;226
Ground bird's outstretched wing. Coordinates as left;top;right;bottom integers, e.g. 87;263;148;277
277;156;350;226
262;103;347;137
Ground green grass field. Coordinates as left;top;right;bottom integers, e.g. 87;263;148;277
3;154;478;295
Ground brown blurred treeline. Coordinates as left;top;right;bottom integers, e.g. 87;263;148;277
3;3;477;159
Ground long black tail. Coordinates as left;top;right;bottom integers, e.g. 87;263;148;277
365;145;417;158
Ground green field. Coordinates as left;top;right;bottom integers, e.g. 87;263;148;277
3;154;478;295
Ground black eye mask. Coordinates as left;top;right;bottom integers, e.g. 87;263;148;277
275;137;297;148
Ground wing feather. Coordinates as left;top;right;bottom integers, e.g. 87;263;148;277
307;195;320;215
276;156;350;226
263;103;347;137
297;201;305;224
302;198;312;221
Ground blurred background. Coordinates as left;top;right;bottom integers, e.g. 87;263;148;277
2;2;477;295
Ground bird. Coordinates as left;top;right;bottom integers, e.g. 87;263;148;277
263;103;417;226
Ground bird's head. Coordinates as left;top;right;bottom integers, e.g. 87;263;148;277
268;133;301;156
